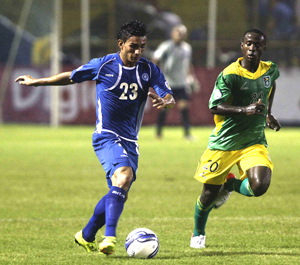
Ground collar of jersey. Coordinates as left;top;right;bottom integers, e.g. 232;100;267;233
116;52;137;69
234;57;271;79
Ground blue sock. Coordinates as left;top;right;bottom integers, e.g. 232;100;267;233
82;195;107;242
105;186;126;237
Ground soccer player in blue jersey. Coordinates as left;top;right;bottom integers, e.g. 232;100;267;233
15;20;175;256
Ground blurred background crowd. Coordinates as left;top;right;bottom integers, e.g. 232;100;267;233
1;0;300;126
2;0;300;67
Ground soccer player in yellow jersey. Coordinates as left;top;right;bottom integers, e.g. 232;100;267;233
190;28;281;249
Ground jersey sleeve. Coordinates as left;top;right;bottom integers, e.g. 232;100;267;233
273;62;280;80
71;58;102;83
149;62;173;98
209;72;233;109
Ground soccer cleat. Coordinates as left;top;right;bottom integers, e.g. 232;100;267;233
214;173;236;209
190;234;206;249
99;236;117;255
75;230;98;252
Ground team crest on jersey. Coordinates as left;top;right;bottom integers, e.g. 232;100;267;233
263;76;271;88
142;73;149;81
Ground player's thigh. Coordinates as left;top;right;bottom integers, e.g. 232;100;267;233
237;144;273;181
111;166;134;191
94;135;139;187
113;140;139;190
194;149;239;185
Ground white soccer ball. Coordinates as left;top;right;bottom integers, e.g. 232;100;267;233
125;228;159;259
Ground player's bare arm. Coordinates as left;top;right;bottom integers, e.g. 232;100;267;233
266;82;281;131
148;92;175;109
15;71;74;87
210;99;266;116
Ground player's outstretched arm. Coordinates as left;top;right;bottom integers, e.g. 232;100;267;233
210;99;266;116
15;71;74;87
148;92;175;109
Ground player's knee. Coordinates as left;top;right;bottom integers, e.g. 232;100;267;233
112;166;133;191
119;174;133;189
248;166;271;197
250;180;270;197
201;184;222;206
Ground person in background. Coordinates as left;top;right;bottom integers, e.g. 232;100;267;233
152;24;200;140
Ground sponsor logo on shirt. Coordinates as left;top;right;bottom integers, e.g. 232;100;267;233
240;82;248;90
105;74;114;77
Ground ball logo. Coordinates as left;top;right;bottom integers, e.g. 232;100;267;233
125;228;159;259
142;73;149;82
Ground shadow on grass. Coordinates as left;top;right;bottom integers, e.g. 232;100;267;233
188;251;300;258
109;250;300;260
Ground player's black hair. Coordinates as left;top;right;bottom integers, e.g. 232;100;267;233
242;28;267;44
117;20;147;42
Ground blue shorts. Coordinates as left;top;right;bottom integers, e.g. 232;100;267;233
92;131;139;188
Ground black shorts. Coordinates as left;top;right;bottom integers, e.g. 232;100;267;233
171;87;190;100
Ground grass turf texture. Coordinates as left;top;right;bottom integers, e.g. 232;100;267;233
1;125;300;264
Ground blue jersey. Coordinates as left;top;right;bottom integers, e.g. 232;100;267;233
71;53;172;141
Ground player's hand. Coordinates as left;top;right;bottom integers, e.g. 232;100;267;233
266;113;281;132
148;92;166;109
15;75;37;86
244;99;265;116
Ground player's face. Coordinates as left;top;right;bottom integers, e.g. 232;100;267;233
172;28;186;44
240;32;266;64
118;36;147;67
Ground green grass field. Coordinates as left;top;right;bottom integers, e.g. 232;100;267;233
1;125;300;264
